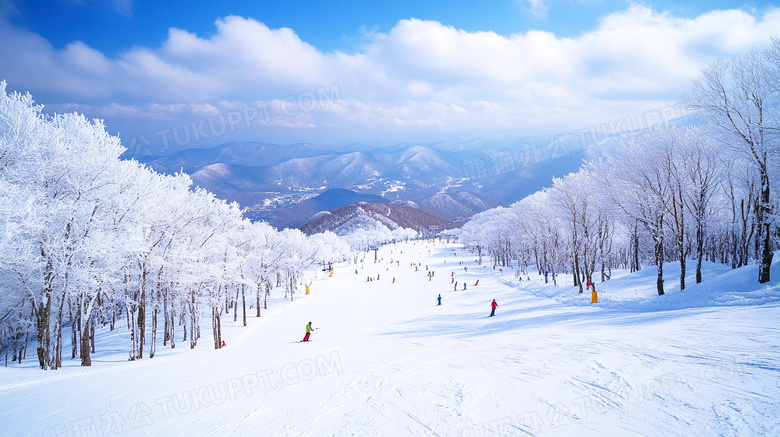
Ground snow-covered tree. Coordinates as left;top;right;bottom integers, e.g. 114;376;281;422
682;46;779;283
0;82;355;368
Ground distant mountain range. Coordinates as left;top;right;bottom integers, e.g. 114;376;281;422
134;138;588;230
262;188;388;229
299;201;448;236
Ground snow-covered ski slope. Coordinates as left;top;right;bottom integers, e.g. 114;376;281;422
2;242;779;436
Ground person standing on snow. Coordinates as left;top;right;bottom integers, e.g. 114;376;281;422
302;322;314;342
437;294;442;305
490;299;498;317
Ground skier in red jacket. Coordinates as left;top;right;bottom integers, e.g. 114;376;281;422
490;299;498;317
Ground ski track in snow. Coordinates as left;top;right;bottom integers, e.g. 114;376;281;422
1;242;779;436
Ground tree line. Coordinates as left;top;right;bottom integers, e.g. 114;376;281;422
460;40;779;294
0;82;351;369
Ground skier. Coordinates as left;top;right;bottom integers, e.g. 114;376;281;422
437;294;442;305
302;322;313;342
463;283;467;290
490;299;498;317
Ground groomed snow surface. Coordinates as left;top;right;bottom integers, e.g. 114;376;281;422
2;242;779;436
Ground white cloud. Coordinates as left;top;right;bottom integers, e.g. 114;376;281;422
523;0;549;18
1;5;778;144
108;0;132;17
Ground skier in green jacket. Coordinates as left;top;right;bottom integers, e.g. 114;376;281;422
302;322;313;342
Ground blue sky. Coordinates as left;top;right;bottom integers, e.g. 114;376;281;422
1;0;778;153
10;0;770;54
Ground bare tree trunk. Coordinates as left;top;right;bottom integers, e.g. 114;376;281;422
53;293;66;369
169;301;176;349
71;298;79;360
80;314;91;366
137;265;147;359
162;268;169;346
655;230;665;296
696;212;705;284
264;282;270;310
127;304;136;361
679;252;686;291
35;252;55;370
677;229;686;291
35;297;51;370
189;290;197;349
233;287;239;322
150;307;158;358
631;222;641;273
758;171;773;283
674;195;687;291
573;256;582;292
213;307;220;349
242;284;247;326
